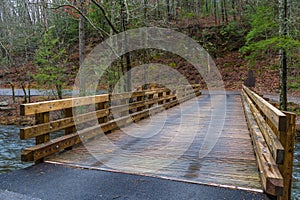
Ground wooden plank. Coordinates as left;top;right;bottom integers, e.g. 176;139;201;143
97;102;109;124
243;85;286;132
158;91;164;105
65;108;76;135
21;132;82;162
153;88;171;93
278;112;296;200
165;90;171;103
146;92;155;108
110;91;145;101
110;101;146;114
20;94;109;116
35;112;50;145
34;112;50;164
21;88;201;162
145;91;156;96
110;93;131;101
137;93;144;112
242;94;283;196
64;108;76;151
131;91;146;98
46;92;262;192
144;95;176;106
20;109;109;139
21;103;169;162
242;91;285;164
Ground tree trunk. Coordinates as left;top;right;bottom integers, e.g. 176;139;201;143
205;0;209;14
120;0;131;92
232;0;237;21
9;82;15;103
79;0;86;96
144;0;148;20
279;50;287;111
24;0;33;25
199;0;203;16
56;84;63;99
28;78;31;103
279;0;288;111
221;0;225;23
223;0;228;24
40;0;48;29
166;0;171;20
157;0;161;19
175;0;180;23
213;0;218;25
28;88;31;103
21;84;27;103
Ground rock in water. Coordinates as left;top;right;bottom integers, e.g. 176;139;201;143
0;101;9;107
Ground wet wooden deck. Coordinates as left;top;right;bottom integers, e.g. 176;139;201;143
46;93;262;192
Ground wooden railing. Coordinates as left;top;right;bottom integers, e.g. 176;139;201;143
20;85;201;163
242;85;296;200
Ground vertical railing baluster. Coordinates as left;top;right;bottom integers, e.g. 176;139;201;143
35;112;50;164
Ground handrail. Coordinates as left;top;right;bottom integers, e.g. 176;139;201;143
20;85;201;163
20;94;110;116
243;85;287;132
242;85;296;200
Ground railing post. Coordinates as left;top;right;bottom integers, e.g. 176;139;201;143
64;108;76;150
136;93;144;112
97;101;109;124
147;92;154;108
121;98;129;116
166;89;171;103
35;112;50;164
278;111;296;200
158;90;164;105
65;108;76;135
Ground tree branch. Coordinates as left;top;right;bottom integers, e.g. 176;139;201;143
0;41;12;69
90;0;119;34
47;3;109;39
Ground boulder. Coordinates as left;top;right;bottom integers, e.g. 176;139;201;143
0;101;9;107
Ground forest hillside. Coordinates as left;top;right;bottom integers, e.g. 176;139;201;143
0;0;299;126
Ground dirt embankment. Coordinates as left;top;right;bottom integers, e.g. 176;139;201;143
0;96;34;126
1;19;299;127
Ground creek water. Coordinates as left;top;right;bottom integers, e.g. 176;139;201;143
0;125;299;198
0;125;33;173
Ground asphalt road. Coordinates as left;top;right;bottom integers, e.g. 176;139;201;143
0;163;272;200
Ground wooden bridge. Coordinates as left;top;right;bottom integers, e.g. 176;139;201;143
19;85;296;200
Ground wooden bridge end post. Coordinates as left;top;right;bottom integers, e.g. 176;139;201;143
278;112;296;200
35;112;50;164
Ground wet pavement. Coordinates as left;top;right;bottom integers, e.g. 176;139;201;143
0;163;271;200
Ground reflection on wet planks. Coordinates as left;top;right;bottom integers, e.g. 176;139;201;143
46;94;262;192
